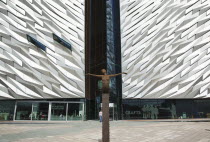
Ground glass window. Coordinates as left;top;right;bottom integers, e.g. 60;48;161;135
176;100;193;119
51;103;66;121
0;101;15;121
122;99;141;119
193;100;210;118
157;100;175;119
122;99;210;120
16;102;32;120
140;100;158;119
32;102;49;121
53;34;72;51
67;103;83;121
27;35;46;51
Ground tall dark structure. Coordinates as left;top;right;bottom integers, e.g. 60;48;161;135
85;0;122;120
106;0;122;120
85;0;107;120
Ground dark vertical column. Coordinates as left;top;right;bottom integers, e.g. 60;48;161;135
85;0;107;120
113;0;122;120
85;0;91;120
107;0;122;120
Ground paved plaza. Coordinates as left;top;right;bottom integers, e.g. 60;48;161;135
0;120;210;142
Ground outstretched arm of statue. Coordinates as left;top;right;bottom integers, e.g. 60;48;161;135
86;73;103;78
108;72;127;77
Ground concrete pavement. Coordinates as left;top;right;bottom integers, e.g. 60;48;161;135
0;120;210;142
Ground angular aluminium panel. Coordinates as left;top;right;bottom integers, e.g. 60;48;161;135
120;0;210;99
0;0;85;99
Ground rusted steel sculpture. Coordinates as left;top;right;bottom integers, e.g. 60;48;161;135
86;69;127;142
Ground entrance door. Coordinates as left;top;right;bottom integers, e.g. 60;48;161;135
109;107;114;120
100;103;115;120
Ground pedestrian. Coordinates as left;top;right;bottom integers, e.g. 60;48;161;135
99;110;102;122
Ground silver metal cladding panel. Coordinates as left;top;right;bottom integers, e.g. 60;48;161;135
0;0;85;99
120;0;210;99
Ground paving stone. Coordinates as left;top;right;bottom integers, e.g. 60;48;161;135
0;121;210;142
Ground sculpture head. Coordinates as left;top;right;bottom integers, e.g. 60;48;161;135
101;69;107;75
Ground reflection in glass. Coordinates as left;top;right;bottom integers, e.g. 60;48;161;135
32;103;49;120
16;102;32;120
153;106;159;119
67;103;83;120
123;99;210;120
193;100;210;118
176;100;192;119
51;103;66;121
0;101;15;121
170;103;177;119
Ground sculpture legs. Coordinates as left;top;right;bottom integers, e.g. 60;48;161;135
102;93;109;142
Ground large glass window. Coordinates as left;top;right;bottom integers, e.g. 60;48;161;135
193;100;210;118
141;100;159;119
157;100;176;119
51;103;66;121
122;99;210;120
15;102;32;120
123;100;141;119
67;103;83;121
0;101;15;121
176;100;193;119
32;103;49;120
11;101;84;121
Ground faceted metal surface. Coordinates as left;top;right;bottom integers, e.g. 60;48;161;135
0;0;85;99
120;0;210;99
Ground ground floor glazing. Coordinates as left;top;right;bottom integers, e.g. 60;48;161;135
0;100;84;121
0;99;210;121
122;99;210;119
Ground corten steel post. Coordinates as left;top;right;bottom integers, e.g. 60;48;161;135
86;69;126;142
102;93;109;142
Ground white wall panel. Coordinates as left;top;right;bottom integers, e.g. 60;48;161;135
121;0;210;99
0;0;84;99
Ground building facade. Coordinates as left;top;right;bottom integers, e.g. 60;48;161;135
0;0;210;121
0;0;85;121
120;0;210;119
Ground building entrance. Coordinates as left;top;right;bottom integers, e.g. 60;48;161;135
100;103;115;121
109;104;115;121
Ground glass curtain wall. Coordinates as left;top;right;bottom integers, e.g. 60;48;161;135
14;102;84;121
122;99;210;119
106;0;122;120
